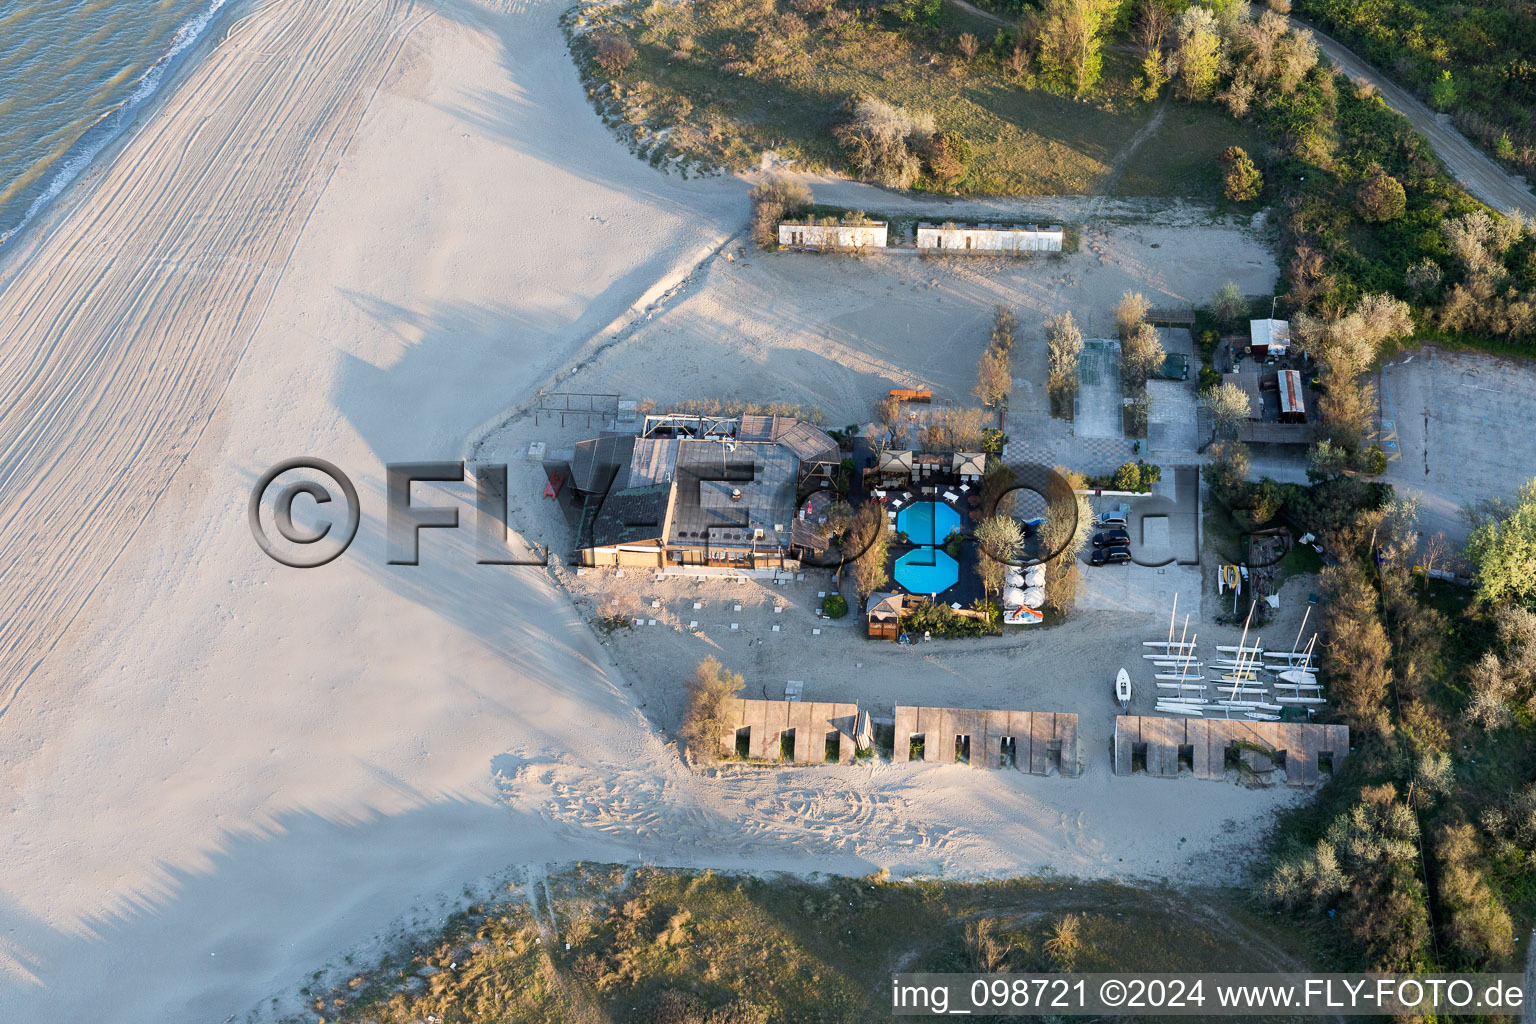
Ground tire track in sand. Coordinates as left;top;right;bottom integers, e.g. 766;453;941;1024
0;0;425;721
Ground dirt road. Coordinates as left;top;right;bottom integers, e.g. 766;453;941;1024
1288;16;1536;218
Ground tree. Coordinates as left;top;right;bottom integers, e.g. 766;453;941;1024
1357;165;1406;222
1467;478;1536;607
979;459;1018;518
1405;258;1443;298
1420;531;1451;592
1133;1;1170;100
1273;30;1318;93
1172;7;1222;101
1041;467;1092;614
594;33;636;75
1111;461;1159;491
1353;292;1414;346
1435;823;1516;966
991;304;1018;352
1218;69;1257;118
975;514;1023;602
834;95;934;188
1045;311;1083;418
1114;290;1150;340
974;348;1011;408
1220;146;1262;202
1037;0;1121;97
748;176;812;248
1121;321;1165;389
921;131;968;187
1210;281;1247;327
1138;52;1169;101
840;500;892;598
1205;441;1251;508
1134;0;1169;56
975;304;1015;409
1307;439;1349;482
680;656;744;761
1322;564;1394;736
922;406;988;452
1200;380;1251;448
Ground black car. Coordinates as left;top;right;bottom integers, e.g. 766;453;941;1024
1092;528;1130;548
1090;545;1131;566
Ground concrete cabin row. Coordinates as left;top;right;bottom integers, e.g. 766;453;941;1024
1114;716;1347;787
894;705;1079;776
722;697;1080;777
777;221;1065;254
722;702;1342;788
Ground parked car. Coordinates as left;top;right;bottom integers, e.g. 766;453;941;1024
1090;545;1131;566
1092;528;1130;548
1095;512;1127;528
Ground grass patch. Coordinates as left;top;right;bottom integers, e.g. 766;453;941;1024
298;865;1323;1023
566;0;1193;196
1116;101;1268;200
1277;540;1324;585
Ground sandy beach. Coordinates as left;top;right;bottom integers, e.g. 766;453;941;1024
0;1;1300;1020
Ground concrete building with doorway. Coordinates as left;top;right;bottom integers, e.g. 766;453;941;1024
916;222;1063;254
1248;318;1291;359
778;219;887;251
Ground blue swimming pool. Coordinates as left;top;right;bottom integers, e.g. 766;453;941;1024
896;501;961;546
894;547;961;594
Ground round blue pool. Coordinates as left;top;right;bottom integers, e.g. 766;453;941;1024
896;501;961;546
894;547;961;594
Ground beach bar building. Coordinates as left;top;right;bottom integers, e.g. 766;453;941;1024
555;413;839;572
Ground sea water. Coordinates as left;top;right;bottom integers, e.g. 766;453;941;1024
0;0;237;246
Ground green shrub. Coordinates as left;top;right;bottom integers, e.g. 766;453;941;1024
1358;445;1389;476
1121;461;1162;491
1356;165;1406;223
1220;146;1263;202
822;594;849;619
1430;70;1457;111
901;599;990;637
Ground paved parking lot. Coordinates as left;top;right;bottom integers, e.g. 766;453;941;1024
1379;346;1536;548
1078;468;1201;614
